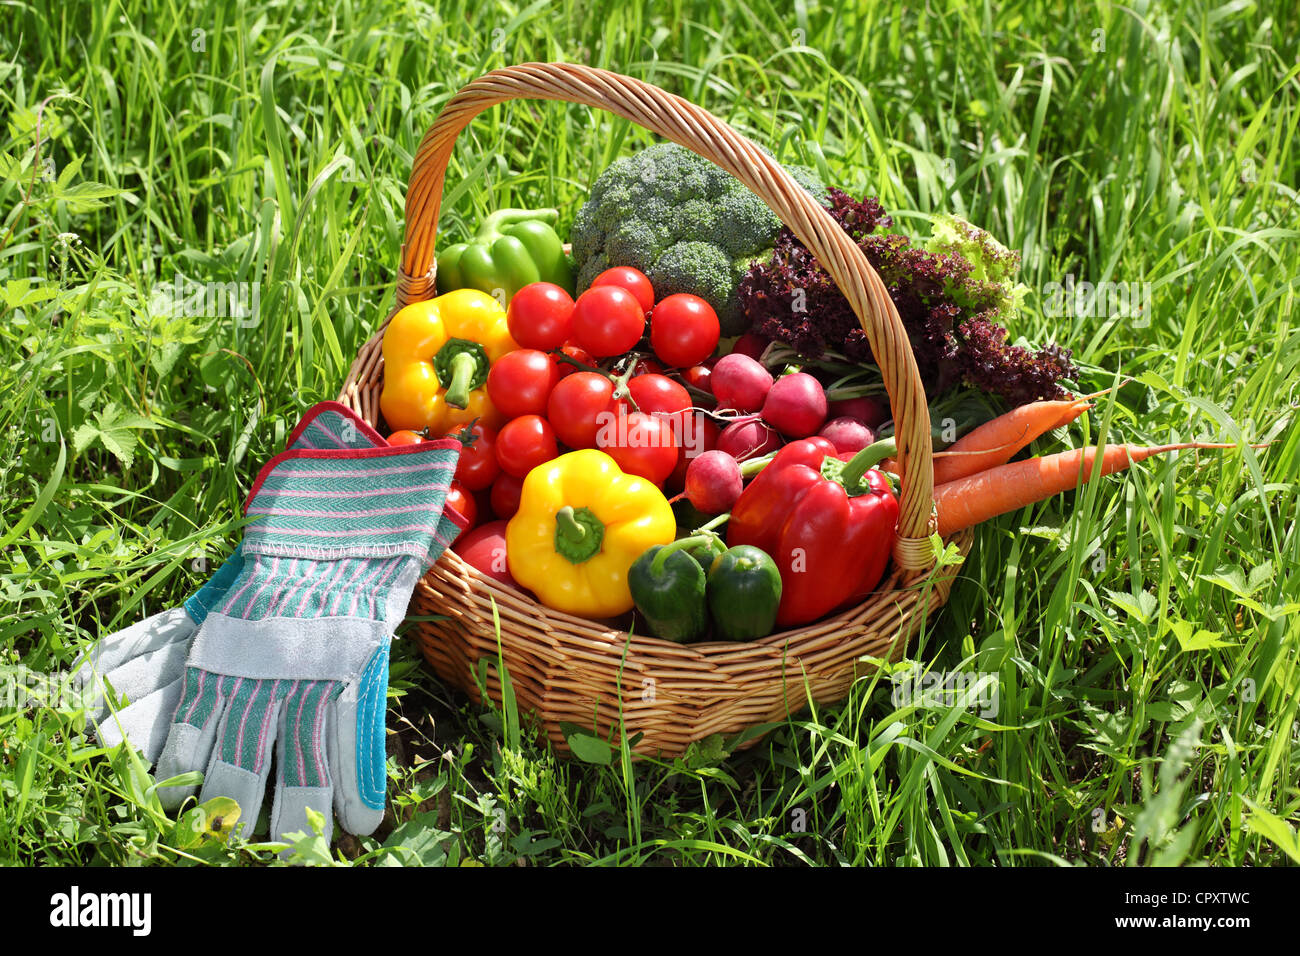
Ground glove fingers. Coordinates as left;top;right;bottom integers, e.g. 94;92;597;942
197;677;289;839
97;675;184;766
270;680;341;846
330;646;389;838
73;606;195;691
85;635;191;723
156;668;237;810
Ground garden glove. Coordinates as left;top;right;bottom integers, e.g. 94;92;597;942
154;435;463;844
73;403;387;764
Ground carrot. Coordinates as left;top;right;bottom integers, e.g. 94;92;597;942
933;442;1253;536
931;397;1095;484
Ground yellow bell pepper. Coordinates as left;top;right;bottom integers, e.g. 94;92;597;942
506;450;676;618
380;288;518;433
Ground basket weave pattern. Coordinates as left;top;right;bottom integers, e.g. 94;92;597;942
340;63;970;756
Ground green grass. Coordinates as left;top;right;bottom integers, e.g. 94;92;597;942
2;0;1297;866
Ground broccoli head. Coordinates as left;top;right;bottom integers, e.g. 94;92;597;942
568;142;825;336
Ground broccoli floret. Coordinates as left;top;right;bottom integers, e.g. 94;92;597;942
568;142;825;335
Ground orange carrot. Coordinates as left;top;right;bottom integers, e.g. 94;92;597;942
933;442;1251;536
931;398;1094;484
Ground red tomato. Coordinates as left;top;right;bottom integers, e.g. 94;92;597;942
650;294;720;368
452;520;518;589
624;373;692;419
547;371;617;449
597;410;678;486
495;414;559;478
591;266;655;312
490;472;524;521
680;364;713;393
445;480;477;544
730;332;769;361
507;282;574;351
571;285;646;357
388;429;425;446
630;356;664;377
444;421;500;492
555;342;595;379
487;349;562;420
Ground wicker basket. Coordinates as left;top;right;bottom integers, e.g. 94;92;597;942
340;62;970;758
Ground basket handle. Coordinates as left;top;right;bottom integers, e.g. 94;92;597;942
396;62;937;569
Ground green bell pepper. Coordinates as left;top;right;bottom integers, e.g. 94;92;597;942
707;545;782;642
628;543;709;644
436;208;575;303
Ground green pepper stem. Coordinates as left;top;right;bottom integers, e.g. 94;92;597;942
555;506;584;539
478;208;559;242
694;512;731;534
444;351;479;409
650;534;720;575
553;505;605;564
839;438;897;488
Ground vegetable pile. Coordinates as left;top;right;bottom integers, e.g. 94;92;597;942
376;153;1259;646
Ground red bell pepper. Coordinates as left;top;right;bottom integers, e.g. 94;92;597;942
726;439;898;628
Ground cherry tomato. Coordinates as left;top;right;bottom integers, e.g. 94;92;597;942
730;332;769;361
591;266;655;313
597;410;678;486
547;371;617;449
624;373;692;419
443;421;499;492
487;349;562;420
445;480;477;544
571;285;646;357
650;294;720;368
555;342;595;380
388;429;425;446
453;520;518;589
490;472;524;521
680;364;713;393
495;414;559;478
507;282;574;352
630;356;664;377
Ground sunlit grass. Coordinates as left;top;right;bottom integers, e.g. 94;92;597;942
1;0;1297;865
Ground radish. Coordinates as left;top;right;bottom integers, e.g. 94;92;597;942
717;418;783;461
828;396;889;429
761;372;827;438
684;450;744;514
818;417;876;455
710;353;773;413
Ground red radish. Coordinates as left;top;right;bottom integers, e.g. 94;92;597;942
819;417;876;455
717;418;783;461
668;412;721;491
731;332;769;361
453;520;519;589
761;372;827;438
829;396;889;429
710;353;773;413
685;450;744;514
